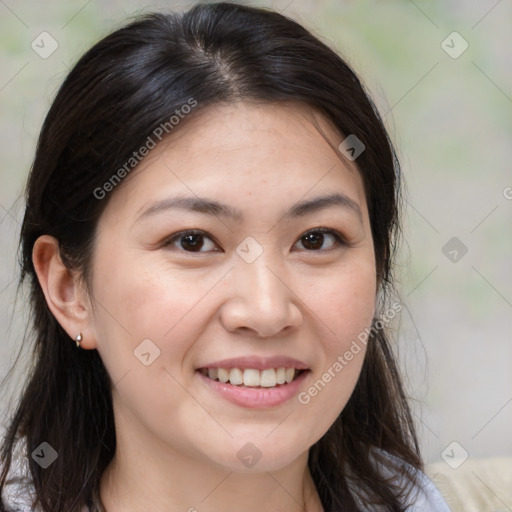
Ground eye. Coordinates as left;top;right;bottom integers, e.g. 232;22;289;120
163;230;219;253
162;228;346;253
294;228;346;251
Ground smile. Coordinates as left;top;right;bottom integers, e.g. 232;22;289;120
196;366;310;408
198;367;304;388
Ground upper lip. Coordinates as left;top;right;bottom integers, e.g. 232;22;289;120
197;356;309;371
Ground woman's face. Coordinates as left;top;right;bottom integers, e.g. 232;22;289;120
86;101;376;472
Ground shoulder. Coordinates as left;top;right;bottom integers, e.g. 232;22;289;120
1;436;91;512
374;449;451;511
2;479;37;512
404;467;451;511
1;436;38;512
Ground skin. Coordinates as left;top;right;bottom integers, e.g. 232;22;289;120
33;101;377;512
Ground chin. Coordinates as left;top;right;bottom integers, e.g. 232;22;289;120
204;436;311;474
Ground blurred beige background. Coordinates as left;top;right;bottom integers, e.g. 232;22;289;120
1;0;511;473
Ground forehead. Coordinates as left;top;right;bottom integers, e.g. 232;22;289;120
100;100;368;225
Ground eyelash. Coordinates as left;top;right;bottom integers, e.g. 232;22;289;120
162;228;348;254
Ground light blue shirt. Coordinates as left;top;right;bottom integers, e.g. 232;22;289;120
405;469;451;511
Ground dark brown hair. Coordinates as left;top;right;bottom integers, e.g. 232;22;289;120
1;3;421;511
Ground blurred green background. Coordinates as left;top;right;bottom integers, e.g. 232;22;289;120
1;0;511;465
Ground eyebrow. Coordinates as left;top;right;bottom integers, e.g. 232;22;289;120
135;192;363;224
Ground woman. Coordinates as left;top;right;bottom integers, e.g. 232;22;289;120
0;2;450;511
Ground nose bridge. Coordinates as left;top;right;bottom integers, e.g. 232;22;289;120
221;248;301;336
237;251;287;308
243;251;289;307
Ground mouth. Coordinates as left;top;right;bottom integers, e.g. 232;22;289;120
197;367;307;388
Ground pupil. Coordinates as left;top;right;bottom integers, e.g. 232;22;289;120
182;234;203;251
303;232;323;250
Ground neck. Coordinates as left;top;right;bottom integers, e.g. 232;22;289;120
99;449;323;512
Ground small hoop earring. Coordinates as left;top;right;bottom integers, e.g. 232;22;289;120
75;333;83;348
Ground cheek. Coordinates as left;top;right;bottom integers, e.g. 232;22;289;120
93;248;192;334
88;254;214;422
323;264;376;383
306;257;377;344
88;249;228;376
294;259;376;431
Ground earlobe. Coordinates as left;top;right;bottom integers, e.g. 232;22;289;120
32;235;96;349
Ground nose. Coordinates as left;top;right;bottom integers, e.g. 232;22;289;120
219;257;303;338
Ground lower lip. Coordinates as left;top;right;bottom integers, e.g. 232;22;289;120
197;370;309;409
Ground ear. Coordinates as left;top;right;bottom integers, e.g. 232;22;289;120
32;235;97;350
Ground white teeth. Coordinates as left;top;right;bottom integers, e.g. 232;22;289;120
243;369;260;387
229;368;243;385
276;367;286;385
202;367;301;387
260;368;277;387
217;368;229;383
